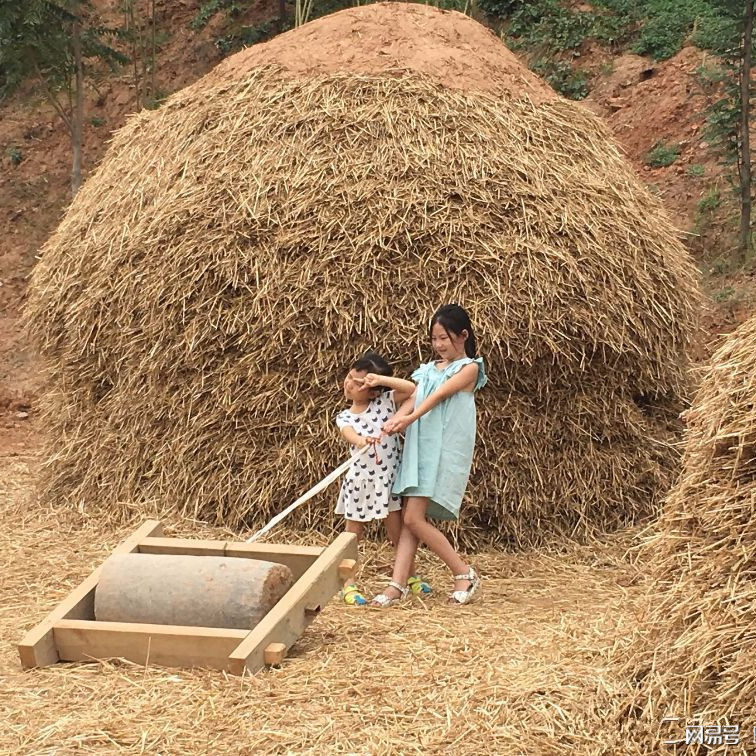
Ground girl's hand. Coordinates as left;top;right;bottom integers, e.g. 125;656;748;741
383;414;415;435
355;435;380;449
361;372;383;388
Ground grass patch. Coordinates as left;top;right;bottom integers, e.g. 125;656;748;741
697;187;721;214
531;60;589;100
645;141;680;168
6;146;23;166
479;0;742;64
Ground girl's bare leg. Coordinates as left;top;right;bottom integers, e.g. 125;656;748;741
386;508;419;577
402;497;471;592
344;520;364;590
385;510;402;547
372;523;420;602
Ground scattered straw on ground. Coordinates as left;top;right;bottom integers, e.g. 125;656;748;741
26;6;701;548
615;313;756;752
2;453;656;754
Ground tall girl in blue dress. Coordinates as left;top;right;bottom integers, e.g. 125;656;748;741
371;304;487;607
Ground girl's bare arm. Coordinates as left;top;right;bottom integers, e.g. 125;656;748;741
340;426;374;448
361;373;416;404
384;364;478;433
393;390;416;419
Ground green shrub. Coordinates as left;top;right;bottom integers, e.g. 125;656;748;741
191;0;221;30
630;0;730;60
89;115;105;127
505;0;599;52
712;285;735;303
190;0;243;31
645;140;680;168
476;0;521;15
6;146;23;166
690;14;739;55
697;187;721;214
143;90;168;110
687;163;705;177
215;20;278;54
479;0;739;64
531;60;589;100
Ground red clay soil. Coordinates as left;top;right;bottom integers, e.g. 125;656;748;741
215;2;556;102
586;47;719;231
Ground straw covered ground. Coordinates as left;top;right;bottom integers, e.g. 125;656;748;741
616;313;756;748
25;4;702;548
3;449;664;755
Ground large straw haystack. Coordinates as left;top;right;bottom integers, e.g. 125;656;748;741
621;313;756;738
26;4;701;547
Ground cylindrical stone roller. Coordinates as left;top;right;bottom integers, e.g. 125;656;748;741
95;554;294;630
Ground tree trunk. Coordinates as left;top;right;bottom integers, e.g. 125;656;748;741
738;0;754;262
151;0;157;100
71;16;84;196
278;0;286;32
128;1;141;109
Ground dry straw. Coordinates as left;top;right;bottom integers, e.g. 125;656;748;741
2;458;648;755
617;313;756;747
25;12;701;548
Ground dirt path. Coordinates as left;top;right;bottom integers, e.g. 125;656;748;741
0;433;656;755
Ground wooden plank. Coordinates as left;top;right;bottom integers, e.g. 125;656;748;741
263;642;287;666
227;532;358;675
338;558;357;580
224;542;323;582
18;520;164;670
54;620;247;672
138;537;227;556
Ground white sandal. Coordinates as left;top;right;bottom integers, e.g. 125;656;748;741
449;567;480;605
370;580;409;607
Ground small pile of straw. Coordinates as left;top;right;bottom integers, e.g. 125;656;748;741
618;313;756;742
25;6;701;547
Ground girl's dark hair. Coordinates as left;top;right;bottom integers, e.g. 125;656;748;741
429;304;477;358
352;351;392;391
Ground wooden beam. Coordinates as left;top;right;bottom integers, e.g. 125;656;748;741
263;642;287;666
17;520;164;669
138;537;226;556
227;532;358;675
338;558;357;580
224;542;323;582
53;619;247;671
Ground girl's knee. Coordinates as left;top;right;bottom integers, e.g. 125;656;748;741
345;520;364;539
402;509;425;533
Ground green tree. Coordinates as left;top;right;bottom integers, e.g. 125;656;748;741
698;0;755;263
737;0;754;262
0;1;126;195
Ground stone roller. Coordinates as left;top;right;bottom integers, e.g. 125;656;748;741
95;553;294;630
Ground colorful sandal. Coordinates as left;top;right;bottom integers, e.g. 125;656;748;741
341;584;368;606
370;580;409;608
449;567;480;605
408;575;432;595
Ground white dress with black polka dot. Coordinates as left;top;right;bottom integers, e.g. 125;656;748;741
335;391;402;522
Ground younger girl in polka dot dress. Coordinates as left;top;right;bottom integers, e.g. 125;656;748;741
336;352;431;605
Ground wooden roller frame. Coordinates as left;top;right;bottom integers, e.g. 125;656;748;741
18;520;358;675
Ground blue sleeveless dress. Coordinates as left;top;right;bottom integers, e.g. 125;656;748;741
392;356;487;521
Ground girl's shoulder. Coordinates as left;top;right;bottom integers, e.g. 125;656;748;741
411;361;436;382
443;356;487;391
335;407;353;424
